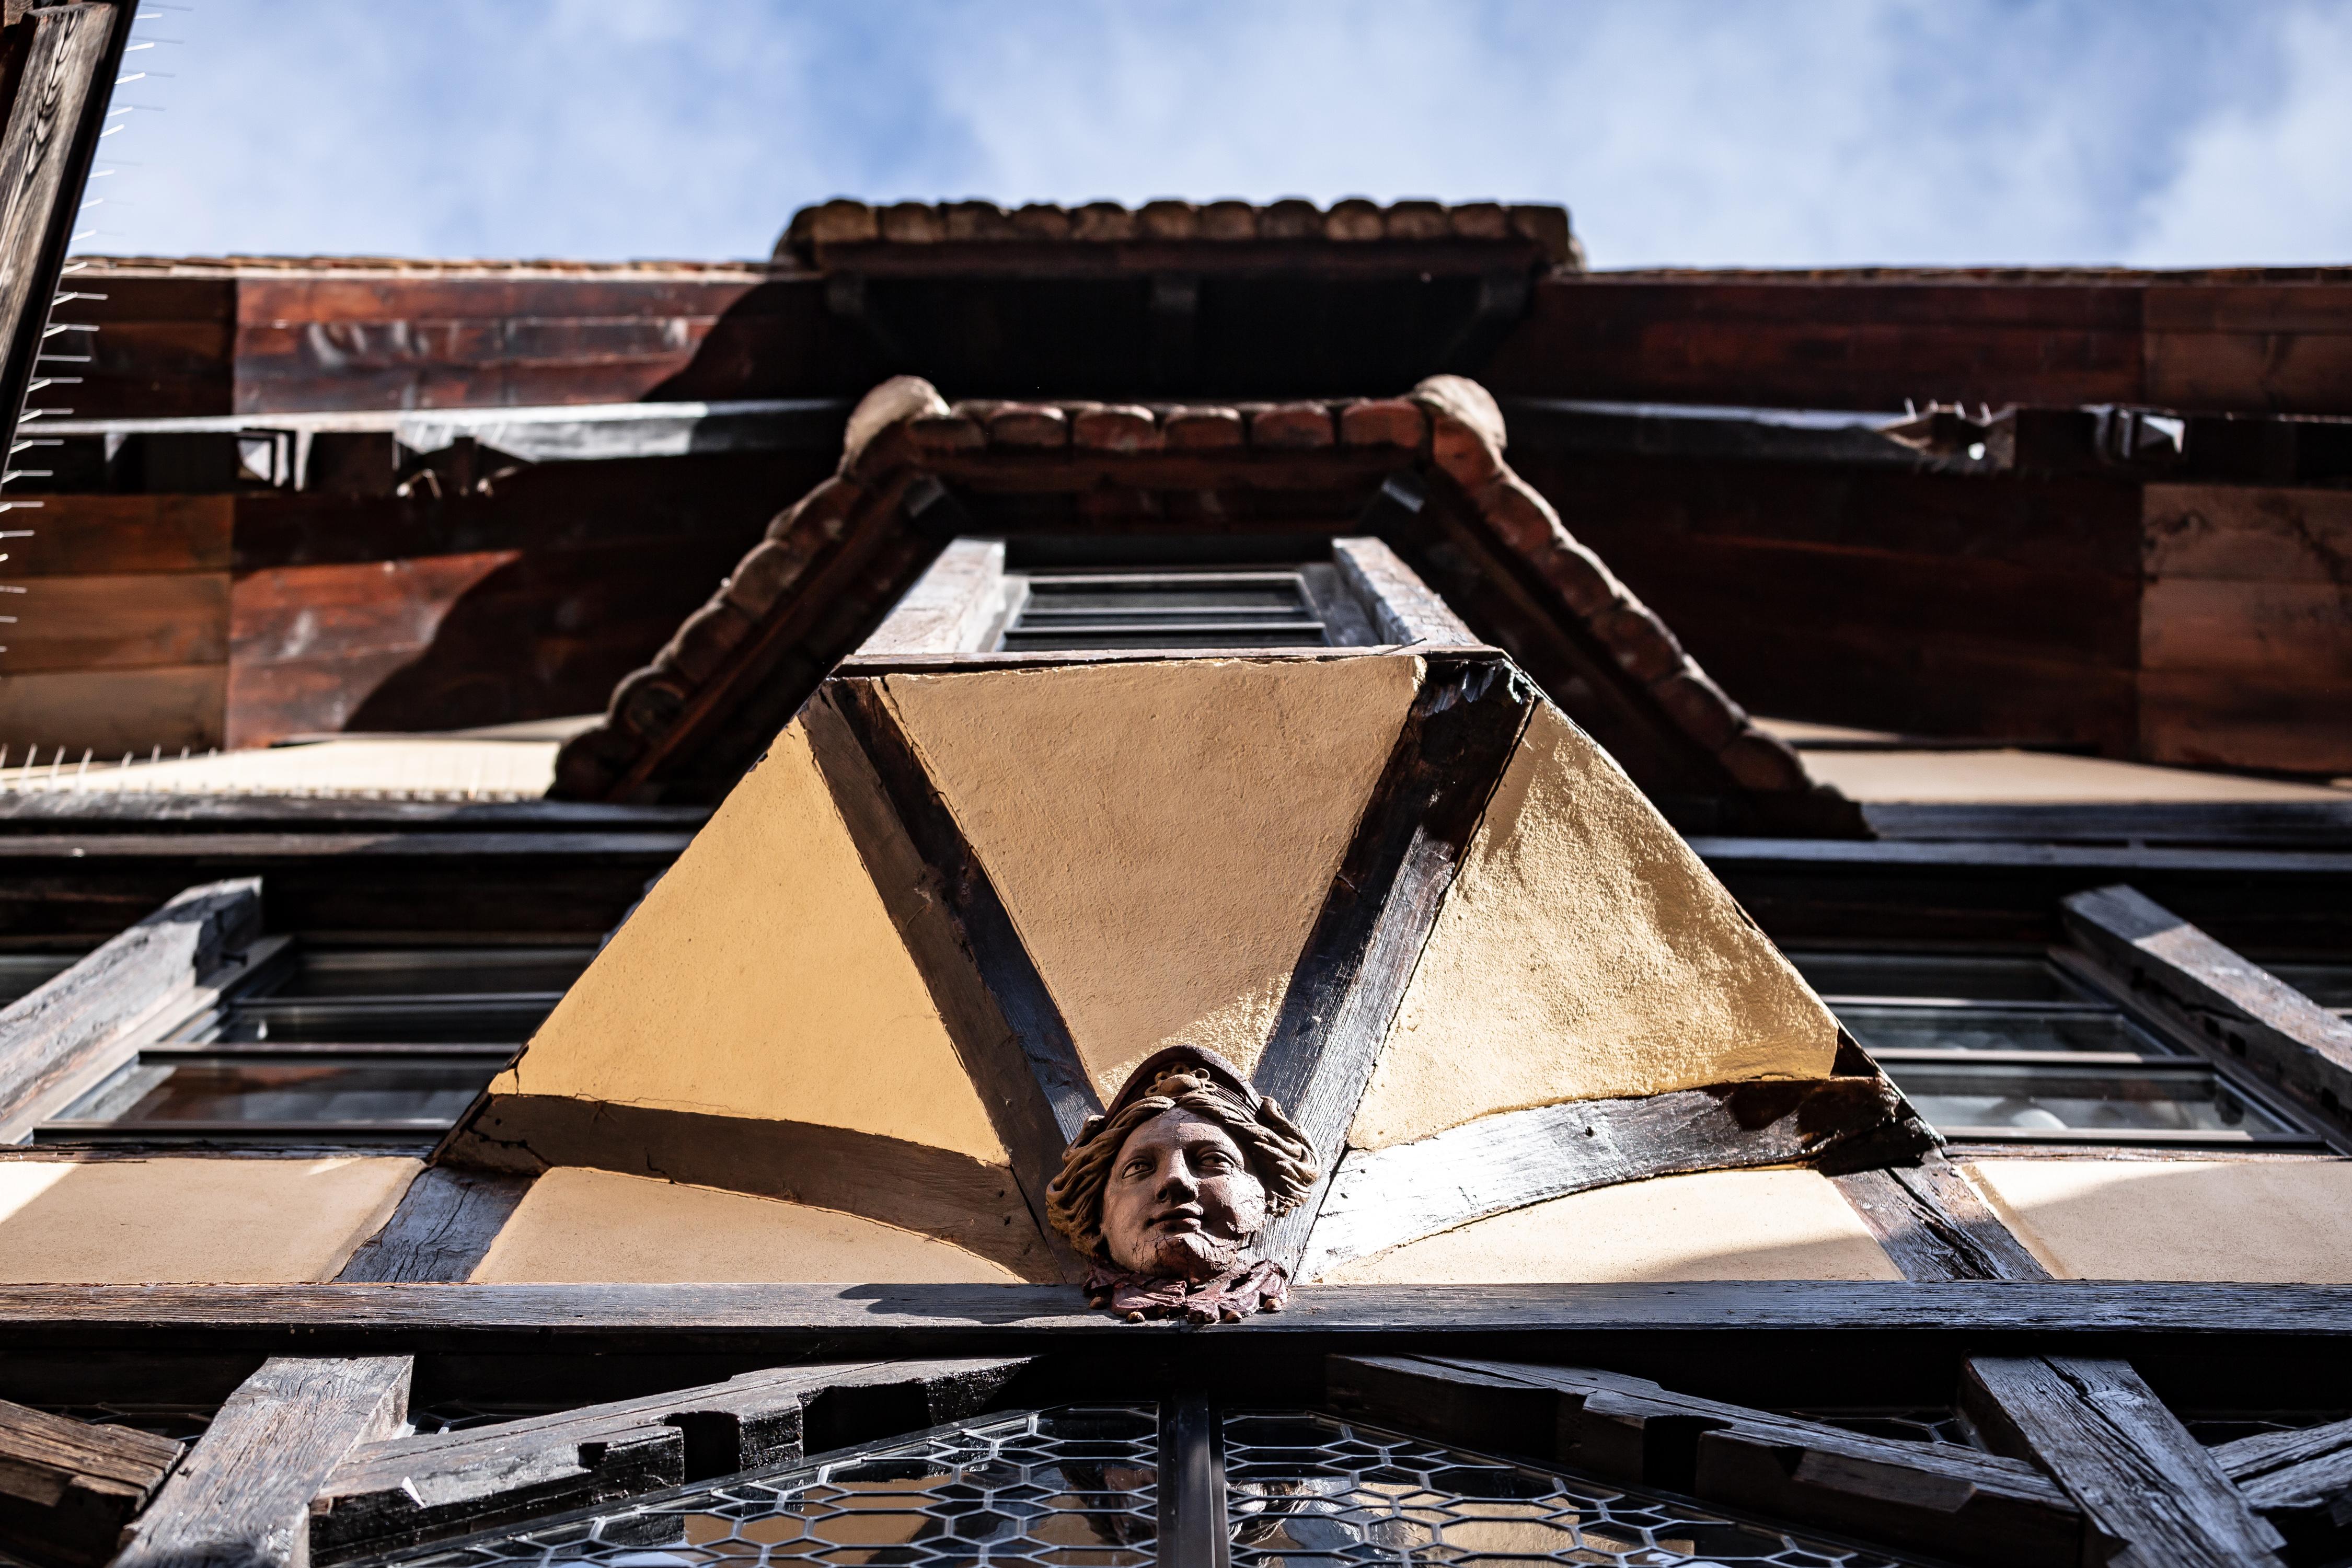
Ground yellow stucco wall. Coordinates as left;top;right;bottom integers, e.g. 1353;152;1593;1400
883;656;1419;1097
494;721;1005;1162
1350;702;1841;1149
0;1156;417;1283
471;1167;1022;1283
1967;1157;2352;1282
1318;1169;1900;1284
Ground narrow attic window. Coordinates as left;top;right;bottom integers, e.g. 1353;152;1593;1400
855;535;1478;657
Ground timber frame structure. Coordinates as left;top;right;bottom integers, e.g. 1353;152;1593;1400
0;170;2343;1568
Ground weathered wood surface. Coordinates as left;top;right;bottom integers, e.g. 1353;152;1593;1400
0;795;709;833
0;1;126;455
2065;883;2352;1138
1304;1075;1920;1275
2215;1414;2352;1523
809;679;1098;1271
332;1169;534;1285
854;536;1011;654
440;1096;1056;1279
310;1357;1025;1562
1330;1354;2081;1568
0;877;259;1140
1253;654;1532;1272
116;1355;411;1568
0;1395;182;1568
1835;1160;2050;1282
1861;799;2352;849
1961;1355;2286;1568
4;1282;2351;1347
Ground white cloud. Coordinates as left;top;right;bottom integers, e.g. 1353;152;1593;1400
84;0;2352;268
2126;5;2352;265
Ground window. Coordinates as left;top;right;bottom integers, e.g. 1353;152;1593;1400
385;1405;1923;1568
999;568;1332;650
1790;949;2327;1148
31;943;592;1147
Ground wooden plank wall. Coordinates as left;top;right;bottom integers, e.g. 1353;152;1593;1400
0;496;230;757
1507;452;2147;752
2139;486;2352;774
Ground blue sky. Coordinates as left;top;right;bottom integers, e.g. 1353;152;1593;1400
95;1;2352;268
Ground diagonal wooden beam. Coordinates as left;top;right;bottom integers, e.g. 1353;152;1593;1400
2064;882;2352;1142
1251;652;1532;1272
115;1355;412;1568
1329;1354;2083;1568
0;1396;183;1568
1962;1355;2287;1568
805;678;1099;1275
2215;1414;2352;1531
1835;1158;2051;1281
0;2;130;460
332;1168;534;1284
310;1357;1027;1564
1302;1074;1918;1277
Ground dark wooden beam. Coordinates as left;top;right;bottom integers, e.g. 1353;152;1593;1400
0;795;710;835
0;1396;182;1568
1156;1395;1230;1568
2215;1415;2352;1531
1835;1160;2051;1282
1303;1075;1924;1276
1961;1354;2286;1568
437;1095;1054;1279
1329;1354;2081;1568
2064;883;2352;1138
310;1357;1025;1563
1252;653;1532;1272
0;1;130;461
3;1282;2350;1351
332;1169;534;1285
0;876;259;1140
806;678;1097;1276
114;1355;412;1568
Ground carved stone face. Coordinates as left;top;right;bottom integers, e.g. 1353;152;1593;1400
1100;1109;1269;1279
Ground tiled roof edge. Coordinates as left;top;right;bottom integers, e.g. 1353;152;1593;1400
775;199;1581;270
550;374;1806;801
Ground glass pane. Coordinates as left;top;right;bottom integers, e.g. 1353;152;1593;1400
174;997;556;1046
1003;571;1329;651
1787;951;2076;1003
1224;1410;1919;1566
1885;1062;2293;1134
1836;1003;2178;1056
275;946;595;998
53;1056;501;1129
394;1406;1159;1568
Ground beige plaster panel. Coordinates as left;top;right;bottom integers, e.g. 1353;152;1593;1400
1320;1169;1900;1284
883;656;1419;1097
0;1156;416;1283
1968;1157;2352;1282
493;722;1004;1162
471;1167;1021;1283
1350;702;1839;1149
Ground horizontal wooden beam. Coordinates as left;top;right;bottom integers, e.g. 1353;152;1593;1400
2214;1414;2352;1525
1305;1075;1925;1274
2064;883;2352;1138
310;1357;1025;1562
1;1282;2348;1348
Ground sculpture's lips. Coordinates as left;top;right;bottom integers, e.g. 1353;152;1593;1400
1148;1206;1205;1233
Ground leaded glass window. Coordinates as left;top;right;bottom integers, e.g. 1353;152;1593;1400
384;1404;1925;1568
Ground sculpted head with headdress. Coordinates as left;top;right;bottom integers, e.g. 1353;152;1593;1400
1044;1045;1317;1321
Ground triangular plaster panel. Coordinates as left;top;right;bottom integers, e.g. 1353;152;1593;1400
489;720;1007;1163
1348;699;1841;1149
881;655;1421;1098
